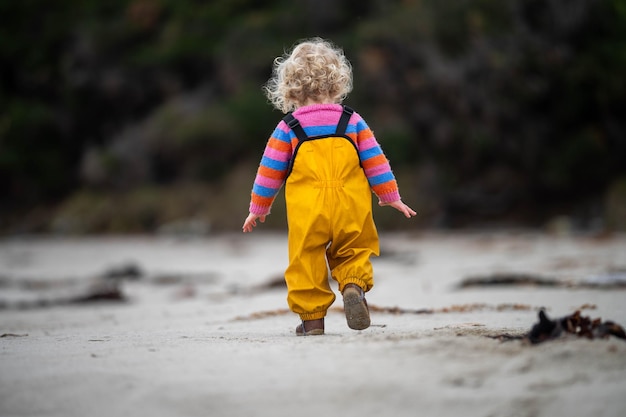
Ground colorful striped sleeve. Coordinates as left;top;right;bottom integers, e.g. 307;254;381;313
354;116;401;203
249;122;293;215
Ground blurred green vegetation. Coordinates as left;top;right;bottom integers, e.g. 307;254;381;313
1;0;625;233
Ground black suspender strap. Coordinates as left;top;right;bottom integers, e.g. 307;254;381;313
284;104;354;141
335;105;354;135
282;106;361;177
282;113;309;143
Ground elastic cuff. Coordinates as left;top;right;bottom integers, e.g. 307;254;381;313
339;277;370;293
248;203;271;216
378;190;401;204
300;311;326;321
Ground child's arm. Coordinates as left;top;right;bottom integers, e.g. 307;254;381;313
354;116;401;203
243;122;292;232
354;114;416;219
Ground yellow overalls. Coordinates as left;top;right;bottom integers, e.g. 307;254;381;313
283;108;380;321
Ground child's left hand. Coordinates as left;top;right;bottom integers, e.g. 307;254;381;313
379;200;417;218
242;213;266;232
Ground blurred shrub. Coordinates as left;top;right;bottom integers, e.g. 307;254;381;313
2;0;626;232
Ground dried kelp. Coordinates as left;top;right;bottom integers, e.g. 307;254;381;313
459;273;560;288
528;310;626;344
367;303;534;315
231;304;626;347
232;308;291;321
459;272;626;289
232;303;535;322
0;274;126;310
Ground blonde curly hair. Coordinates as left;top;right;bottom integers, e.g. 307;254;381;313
264;38;353;113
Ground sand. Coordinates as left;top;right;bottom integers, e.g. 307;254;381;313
1;230;626;417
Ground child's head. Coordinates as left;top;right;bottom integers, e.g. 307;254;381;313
264;38;353;113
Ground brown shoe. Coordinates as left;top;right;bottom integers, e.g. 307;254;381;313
295;318;325;336
342;284;370;330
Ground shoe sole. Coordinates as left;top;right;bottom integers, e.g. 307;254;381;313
343;287;371;330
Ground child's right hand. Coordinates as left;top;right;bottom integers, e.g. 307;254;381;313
242;213;266;232
379;200;417;219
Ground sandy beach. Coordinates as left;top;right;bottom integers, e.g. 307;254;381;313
1;230;626;417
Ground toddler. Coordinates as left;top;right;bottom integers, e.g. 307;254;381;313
243;38;416;336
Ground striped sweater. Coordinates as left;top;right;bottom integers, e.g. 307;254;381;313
249;103;401;215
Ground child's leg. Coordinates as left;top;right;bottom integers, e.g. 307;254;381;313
327;212;378;331
327;245;376;292
285;226;335;321
326;214;379;293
